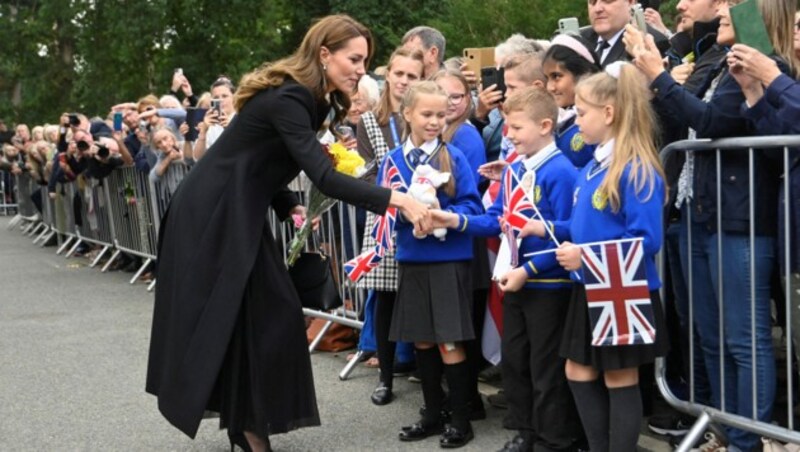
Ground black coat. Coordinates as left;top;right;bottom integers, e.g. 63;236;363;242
581;25;670;68
145;80;391;437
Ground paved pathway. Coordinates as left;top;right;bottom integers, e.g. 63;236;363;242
0;217;669;451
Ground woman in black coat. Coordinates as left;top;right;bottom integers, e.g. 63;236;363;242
145;14;431;451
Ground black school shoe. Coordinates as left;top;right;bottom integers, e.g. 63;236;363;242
370;382;394;406
399;420;444;442
439;424;474;448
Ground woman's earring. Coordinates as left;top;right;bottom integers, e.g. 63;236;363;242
322;63;328;71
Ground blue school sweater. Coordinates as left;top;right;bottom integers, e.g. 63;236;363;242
382;143;484;263
457;144;577;289
450;122;486;184
556;117;596;169
550;146;664;290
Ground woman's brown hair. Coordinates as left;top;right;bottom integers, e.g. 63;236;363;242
375;47;425;127
234;14;374;127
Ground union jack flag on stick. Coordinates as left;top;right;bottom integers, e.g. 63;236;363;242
580;237;656;347
344;155;405;282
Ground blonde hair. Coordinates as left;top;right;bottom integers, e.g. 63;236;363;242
759;0;799;76
137;94;159;113
431;69;473;143
575;64;665;212
503;52;546;86
400;81;455;197
375;47;425;126
502;86;558;126
234;14;373;128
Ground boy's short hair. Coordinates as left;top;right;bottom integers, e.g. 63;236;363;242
503;86;558;126
503;51;546;86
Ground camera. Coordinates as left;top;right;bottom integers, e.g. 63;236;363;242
139;120;149;133
76;140;91;152
68;114;81;127
96;144;110;159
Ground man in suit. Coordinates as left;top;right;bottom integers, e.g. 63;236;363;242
581;0;669;67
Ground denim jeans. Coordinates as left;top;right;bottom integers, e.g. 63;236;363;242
681;208;776;450
668;221;711;405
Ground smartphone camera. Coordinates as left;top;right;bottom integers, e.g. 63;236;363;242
480;67;507;99
210;99;222;114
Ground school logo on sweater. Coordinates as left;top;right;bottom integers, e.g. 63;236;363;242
533;185;542;204
570;133;585;152
592;189;608;211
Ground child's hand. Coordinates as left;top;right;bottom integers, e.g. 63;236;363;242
430;209;459;229
498;267;527;293
519;219;546;238
478;160;508;181
555;242;582;271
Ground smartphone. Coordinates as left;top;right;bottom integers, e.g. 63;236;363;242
463;47;496;83
558;17;580;35
631;4;647;33
113;112;123;132
68;113;80;127
138;119;149;133
480;67;506;98
210;99;222;115
174;68;183;75
639;0;661;11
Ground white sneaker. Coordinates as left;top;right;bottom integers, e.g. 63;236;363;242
689;432;726;452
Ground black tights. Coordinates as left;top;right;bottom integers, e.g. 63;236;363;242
375;290;397;386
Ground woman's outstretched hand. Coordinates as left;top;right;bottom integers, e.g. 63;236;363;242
391;191;432;235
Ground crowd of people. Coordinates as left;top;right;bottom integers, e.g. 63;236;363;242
3;0;800;451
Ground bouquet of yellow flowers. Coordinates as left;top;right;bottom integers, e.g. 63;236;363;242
286;142;371;266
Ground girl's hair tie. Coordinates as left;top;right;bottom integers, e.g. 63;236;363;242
604;61;627;79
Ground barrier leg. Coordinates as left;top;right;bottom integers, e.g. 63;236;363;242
675;411;712;452
308;320;334;353
130;257;152;284
338;349;364;381
101;249;122;273
7;214;22;230
90;246;110;268
22;220;36;235
65;237;84;258
56;236;74;255
147;279;156;292
31;224;48;243
38;230;56;248
26;221;43;237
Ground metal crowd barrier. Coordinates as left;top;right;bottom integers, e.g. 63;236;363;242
50;181;78;255
657;135;800;450
6;172;42;235
62;178;115;267
146;162;192;290
0;171;17;216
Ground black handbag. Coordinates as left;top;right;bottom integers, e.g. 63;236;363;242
288;251;343;311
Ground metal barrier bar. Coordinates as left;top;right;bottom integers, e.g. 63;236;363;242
658;135;800;448
0;171;18;215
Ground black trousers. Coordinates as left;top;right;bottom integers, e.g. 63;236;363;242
502;287;583;450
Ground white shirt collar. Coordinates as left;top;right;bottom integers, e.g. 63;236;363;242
597;28;625;61
523;142;558;171
403;137;439;156
593;138;615;165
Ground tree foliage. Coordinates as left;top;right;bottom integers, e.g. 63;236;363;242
0;0;675;125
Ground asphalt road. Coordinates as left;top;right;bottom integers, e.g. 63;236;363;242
0;216;670;451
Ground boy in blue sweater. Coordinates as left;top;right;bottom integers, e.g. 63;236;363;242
432;87;583;452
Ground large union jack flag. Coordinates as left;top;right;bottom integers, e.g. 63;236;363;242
344;155;405;282
580;238;656;347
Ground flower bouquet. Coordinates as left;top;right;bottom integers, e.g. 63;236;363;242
285;142;372;266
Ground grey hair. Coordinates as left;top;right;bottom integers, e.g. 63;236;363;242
357;74;380;108
402;26;446;63
495;33;546;64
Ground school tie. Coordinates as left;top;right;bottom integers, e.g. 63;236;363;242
409;148;426;167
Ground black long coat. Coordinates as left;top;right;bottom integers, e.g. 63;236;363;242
145;80;390;438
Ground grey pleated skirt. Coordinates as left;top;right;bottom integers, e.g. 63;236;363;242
389;261;475;343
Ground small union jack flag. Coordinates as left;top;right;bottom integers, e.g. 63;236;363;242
580;238;656;347
502;166;534;234
345;155;405;282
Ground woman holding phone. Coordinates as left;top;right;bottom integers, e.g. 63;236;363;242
193;76;237;160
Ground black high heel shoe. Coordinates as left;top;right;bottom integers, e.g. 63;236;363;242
228;432;253;452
